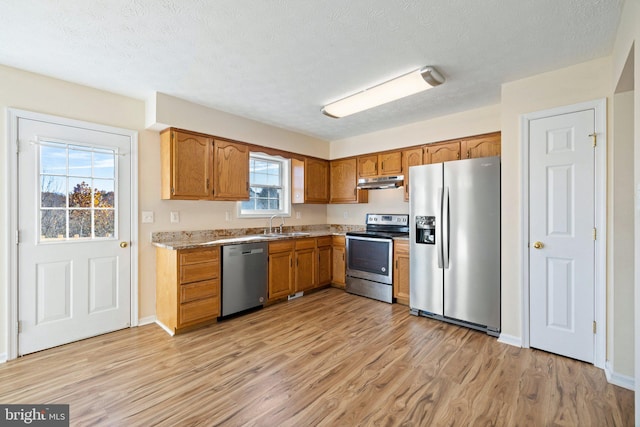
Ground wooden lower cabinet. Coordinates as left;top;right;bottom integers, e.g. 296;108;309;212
268;241;295;300
269;237;335;300
295;239;316;292
156;246;220;334
393;239;410;306
331;235;346;288
317;236;332;286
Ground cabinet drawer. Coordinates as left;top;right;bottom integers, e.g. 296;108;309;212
269;240;295;254
295;238;316;250
332;235;346;246
179;296;219;325
180;279;219;304
316;236;332;247
179;248;219;265
180;261;218;284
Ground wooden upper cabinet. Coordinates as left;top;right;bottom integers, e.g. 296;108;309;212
424;141;461;164
304;158;330;203
161;129;213;200
461;132;501;159
379;151;402;175
358;152;402;177
213;139;249;200
403;148;423;201
357;155;378;177
330;157;368;204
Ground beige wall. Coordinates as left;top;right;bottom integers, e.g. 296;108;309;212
500;57;613;340
609;90;634;377
0;65;146;357
329;104;501;160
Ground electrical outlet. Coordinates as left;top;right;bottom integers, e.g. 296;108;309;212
170;211;180;223
343;211;349;219
295;211;301;219
141;211;154;223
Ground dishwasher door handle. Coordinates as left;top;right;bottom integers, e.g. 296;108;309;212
242;248;264;255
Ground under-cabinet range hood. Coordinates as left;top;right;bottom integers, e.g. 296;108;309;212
356;175;404;190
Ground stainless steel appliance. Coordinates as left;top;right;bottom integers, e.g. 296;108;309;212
409;156;500;336
221;241;268;317
346;214;409;303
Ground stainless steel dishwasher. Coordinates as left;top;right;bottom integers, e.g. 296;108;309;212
221;241;268;317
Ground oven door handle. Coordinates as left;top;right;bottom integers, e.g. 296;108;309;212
442;187;450;269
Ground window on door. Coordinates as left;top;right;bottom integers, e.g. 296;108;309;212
39;140;117;242
237;152;290;218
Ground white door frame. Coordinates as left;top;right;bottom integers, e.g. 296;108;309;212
520;98;606;368
5;108;139;361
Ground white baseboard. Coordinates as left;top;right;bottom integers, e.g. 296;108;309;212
0;353;7;364
497;333;522;347
605;361;635;391
155;320;175;336
137;315;157;326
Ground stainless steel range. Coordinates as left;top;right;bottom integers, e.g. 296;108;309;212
346;214;409;303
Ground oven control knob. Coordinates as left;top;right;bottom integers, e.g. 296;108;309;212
381;267;386;272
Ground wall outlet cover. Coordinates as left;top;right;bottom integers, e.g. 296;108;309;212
170;211;180;223
141;211;154;223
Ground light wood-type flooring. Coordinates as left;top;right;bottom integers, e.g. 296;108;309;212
0;288;633;426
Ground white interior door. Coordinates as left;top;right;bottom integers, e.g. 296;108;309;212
17;117;132;355
529;109;595;363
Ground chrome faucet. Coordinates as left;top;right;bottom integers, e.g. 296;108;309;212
268;215;277;234
268;214;286;234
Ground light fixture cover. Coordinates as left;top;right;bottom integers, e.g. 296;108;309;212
322;66;445;118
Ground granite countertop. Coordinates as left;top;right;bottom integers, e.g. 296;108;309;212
152;224;361;251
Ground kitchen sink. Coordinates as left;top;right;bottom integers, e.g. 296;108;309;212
262;232;311;237
209;235;267;244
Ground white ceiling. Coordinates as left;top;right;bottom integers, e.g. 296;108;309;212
0;0;623;141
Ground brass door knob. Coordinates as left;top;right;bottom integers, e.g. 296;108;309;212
533;241;544;249
120;242;128;248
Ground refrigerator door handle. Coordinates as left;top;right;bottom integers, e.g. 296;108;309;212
437;187;444;268
442;187;450;269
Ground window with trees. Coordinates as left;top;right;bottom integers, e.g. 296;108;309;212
238;153;290;218
39;141;117;242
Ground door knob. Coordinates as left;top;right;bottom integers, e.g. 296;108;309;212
120;242;128;248
533;241;544;249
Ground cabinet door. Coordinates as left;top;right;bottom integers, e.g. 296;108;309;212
317;244;332;286
393;240;410;305
162;130;213;200
268;250;293;300
295;247;316;292
358;155;378;177
424;142;461;164
379;151;402;175
403;148;423;201
461;133;501;159
330;158;361;203
213;139;249;200
332;236;346;287
304;158;330;203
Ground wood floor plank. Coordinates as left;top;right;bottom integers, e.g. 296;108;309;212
0;288;633;426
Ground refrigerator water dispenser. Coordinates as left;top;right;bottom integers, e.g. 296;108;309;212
415;216;436;244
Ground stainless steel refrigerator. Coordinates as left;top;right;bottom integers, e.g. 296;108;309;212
409;156;500;336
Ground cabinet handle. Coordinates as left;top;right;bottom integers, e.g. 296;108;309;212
206;178;210;189
395;260;398;269
342;253;344;261
466;150;470;158
381;160;385;171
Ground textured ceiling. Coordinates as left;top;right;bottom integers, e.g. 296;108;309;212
0;0;623;141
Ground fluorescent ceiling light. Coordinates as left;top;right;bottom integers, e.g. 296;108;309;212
321;66;445;118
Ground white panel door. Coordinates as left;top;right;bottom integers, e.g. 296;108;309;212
529;110;595;363
18;117;132;355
